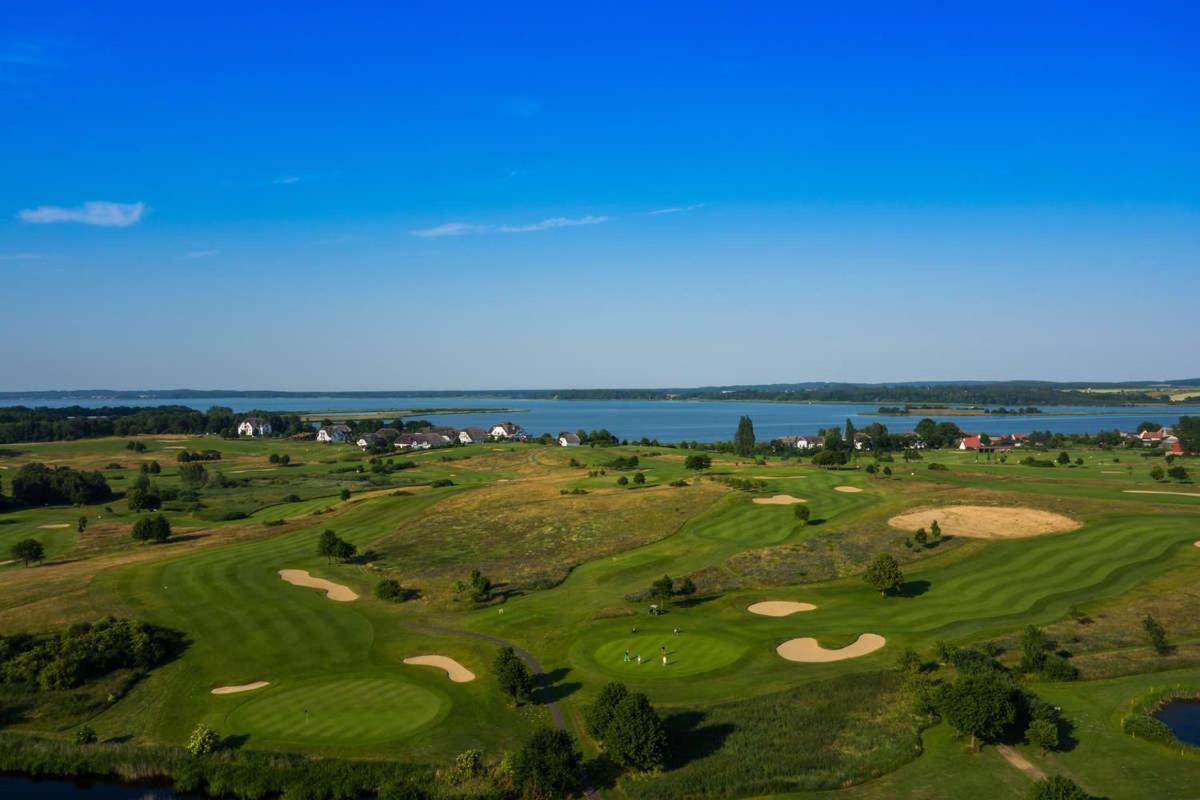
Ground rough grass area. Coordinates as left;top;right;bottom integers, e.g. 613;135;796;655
633;671;920;799
373;478;725;595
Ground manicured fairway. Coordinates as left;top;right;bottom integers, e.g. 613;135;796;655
224;676;445;746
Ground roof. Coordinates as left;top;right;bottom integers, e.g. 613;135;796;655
560;432;582;444
241;417;268;426
492;421;522;434
464;426;488;438
331;424;352;433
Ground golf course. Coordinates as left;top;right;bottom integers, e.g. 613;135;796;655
1;430;1198;799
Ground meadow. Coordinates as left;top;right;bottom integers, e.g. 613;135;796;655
1;433;1198;799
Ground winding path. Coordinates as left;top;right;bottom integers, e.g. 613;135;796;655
404;622;601;799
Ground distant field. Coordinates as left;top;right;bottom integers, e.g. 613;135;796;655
1;434;1198;798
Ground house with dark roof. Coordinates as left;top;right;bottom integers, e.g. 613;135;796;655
559;432;582;447
458;427;489;445
238;417;271;437
489;421;524;439
317;424;353;443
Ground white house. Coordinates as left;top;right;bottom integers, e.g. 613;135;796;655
357;433;386;450
317;424;352;443
559;432;582;447
238;417;271;437
459;427;488;445
489;421;523;439
395;434;429;450
776;434;821;450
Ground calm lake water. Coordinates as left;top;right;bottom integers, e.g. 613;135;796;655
0;775;180;799
1154;699;1200;747
9;396;1200;442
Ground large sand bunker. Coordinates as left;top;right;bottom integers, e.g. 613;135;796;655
888;505;1080;539
212;681;270;695
404;655;476;683
1124;490;1200;498
38;523;70;529
834;486;863;493
777;633;886;662
752;494;806;505
278;569;359;601
748;601;817;616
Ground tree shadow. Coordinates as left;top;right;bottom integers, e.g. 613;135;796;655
675;594;722;609
583;753;623;791
538;666;581;703
222;733;250;750
896;579;931;598
661;709;736;770
349;549;385;564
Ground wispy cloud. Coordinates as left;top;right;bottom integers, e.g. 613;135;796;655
0;252;47;262
412;216;608;238
19;201;146;227
497;215;608;233
648;203;705;215
184;249;217;259
272;175;302;185
411;222;487;238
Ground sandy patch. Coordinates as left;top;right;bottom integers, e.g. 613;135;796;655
1194;541;1200;548
777;633;886;662
748;601;817;616
211;681;269;695
834;485;863;493
164;446;187;450
0;560;14;567
278;569;358;601
38;523;70;529
1102;470;1123;474
404;655;476;682
996;744;1046;780
752;494;806;505
888;505;1080;539
1123;490;1200;498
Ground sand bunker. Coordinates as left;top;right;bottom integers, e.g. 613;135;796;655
834;486;863;493
1124;490;1200;498
404;655;476;683
278;569;359;601
752;494;806;505
777;633;886;662
1194;541;1200;548
888;505;1080;539
211;681;270;695
38;523;70;529
748;601;817;616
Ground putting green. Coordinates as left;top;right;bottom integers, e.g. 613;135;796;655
593;632;747;678
224;676;444;745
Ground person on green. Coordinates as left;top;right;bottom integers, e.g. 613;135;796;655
623;649;630;663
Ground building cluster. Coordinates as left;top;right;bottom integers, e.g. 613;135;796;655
774;426;1184;455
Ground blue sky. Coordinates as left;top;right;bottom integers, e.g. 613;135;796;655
2;1;1197;390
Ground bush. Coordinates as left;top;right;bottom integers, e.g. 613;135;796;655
604;692;668;771
1029;775;1090;800
512;728;580;800
375;579;409;602
1122;712;1176;744
131;514;171;543
186;724;220;756
927;462;949;471
430;478;454;488
73;727;97;746
684;454;711;470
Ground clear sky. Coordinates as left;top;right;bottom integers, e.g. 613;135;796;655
2;1;1197;390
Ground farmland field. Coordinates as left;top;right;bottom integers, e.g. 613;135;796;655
1;434;1198;799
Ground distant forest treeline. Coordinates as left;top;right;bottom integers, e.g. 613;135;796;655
3;380;1198;406
0;406;309;444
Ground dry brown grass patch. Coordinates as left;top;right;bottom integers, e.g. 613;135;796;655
888;504;1080;539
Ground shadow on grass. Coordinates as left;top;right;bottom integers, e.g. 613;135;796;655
896;579;931;598
662;709;736;770
539;666;581;703
675;594;722;610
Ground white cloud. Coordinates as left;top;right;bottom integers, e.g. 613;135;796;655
184;249;217;259
412;215;609;238
272;175;301;185
18;201;146;227
0;252;46;262
410;222;486;238
648;203;705;215
497;215;608;233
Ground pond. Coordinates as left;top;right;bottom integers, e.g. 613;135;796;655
0;775;182;799
1153;698;1200;746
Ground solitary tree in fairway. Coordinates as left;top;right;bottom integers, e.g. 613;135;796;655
684;453;711;471
186;724;221;756
512;728;580;800
12;538;45;566
793;504;811;525
1149;465;1165;481
317;529;340;562
494;646;535;705
77;516;88;533
939;673;1016;750
863;553;905;596
649;575;675;605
